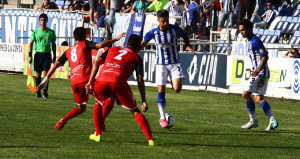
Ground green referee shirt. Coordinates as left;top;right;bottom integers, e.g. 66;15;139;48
147;0;169;12
30;27;56;53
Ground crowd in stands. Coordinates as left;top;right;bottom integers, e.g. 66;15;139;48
35;0;299;43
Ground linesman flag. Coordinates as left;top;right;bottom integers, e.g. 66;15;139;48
27;65;36;92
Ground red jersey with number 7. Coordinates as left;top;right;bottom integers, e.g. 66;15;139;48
59;41;97;84
96;46;141;83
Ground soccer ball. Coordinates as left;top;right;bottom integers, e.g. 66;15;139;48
160;113;175;128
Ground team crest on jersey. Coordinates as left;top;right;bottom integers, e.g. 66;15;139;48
260;48;264;53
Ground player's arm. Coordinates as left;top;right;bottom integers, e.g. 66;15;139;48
37;52;66;91
85;49;108;94
139;40;148;52
283;50;294;58
135;59;148;112
252;54;268;77
28;40;34;64
86;32;126;49
51;41;56;63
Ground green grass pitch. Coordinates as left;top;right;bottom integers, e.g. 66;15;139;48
1;73;300;158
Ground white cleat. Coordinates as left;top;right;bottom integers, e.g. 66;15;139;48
265;118;279;131
241;119;258;129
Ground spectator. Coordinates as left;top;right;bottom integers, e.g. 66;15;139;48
250;0;267;23
95;0;106;16
94;11;106;27
37;0;58;10
81;2;91;12
144;0;169;13
74;1;83;10
88;0;99;25
61;0;74;11
218;0;236;32
130;0;152;14
164;0;185;24
252;1;279;29
106;0;125;33
203;0;221;28
61;41;69;46
283;48;300;58
68;4;75;11
188;0;200;33
184;0;190;10
236;0;252;21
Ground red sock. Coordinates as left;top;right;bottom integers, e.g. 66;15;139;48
101;98;114;126
135;113;154;141
62;108;82;125
93;104;102;136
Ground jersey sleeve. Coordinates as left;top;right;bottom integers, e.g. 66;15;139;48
85;41;97;49
147;1;155;11
252;38;268;56
30;30;36;41
163;1;171;10
58;52;68;65
174;25;187;39
144;29;154;43
100;48;109;61
135;58;144;77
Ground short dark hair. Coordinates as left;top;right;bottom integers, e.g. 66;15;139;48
39;13;48;22
61;41;69;46
239;19;253;29
157;9;169;18
73;27;86;41
292;48;299;53
127;34;141;50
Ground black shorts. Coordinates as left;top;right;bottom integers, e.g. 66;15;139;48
34;52;52;72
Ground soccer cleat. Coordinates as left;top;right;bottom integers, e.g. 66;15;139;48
43;94;48;99
36;92;42;98
160;119;169;128
89;132;101;142
148;140;162;146
241;119;258;129
265;119;279;131
55;119;64;130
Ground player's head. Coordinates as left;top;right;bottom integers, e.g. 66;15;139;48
73;27;86;41
239;19;253;38
39;13;48;27
292;48;299;56
157;9;169;31
266;1;273;10
61;41;69;46
127;34;142;52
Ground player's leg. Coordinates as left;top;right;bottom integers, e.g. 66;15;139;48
101;96;115;132
171;78;183;93
156;65;169;128
130;108;154;143
169;63;185;93
55;83;88;130
254;95;278;130
241;90;258;129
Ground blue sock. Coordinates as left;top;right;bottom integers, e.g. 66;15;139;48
246;99;256;120
157;92;166;119
260;101;274;119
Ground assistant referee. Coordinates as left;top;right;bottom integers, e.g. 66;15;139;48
29;13;56;99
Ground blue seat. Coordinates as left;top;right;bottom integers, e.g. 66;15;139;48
260;30;270;42
289;31;300;44
293;9;300;17
265;30;276;43
281;17;293;33
253;28;259;34
270;30;281;43
274;16;287;30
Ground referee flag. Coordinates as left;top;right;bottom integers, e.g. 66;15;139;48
27;65;36;92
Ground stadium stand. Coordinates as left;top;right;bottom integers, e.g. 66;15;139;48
289;31;300;45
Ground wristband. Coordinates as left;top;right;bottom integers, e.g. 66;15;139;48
29;52;32;57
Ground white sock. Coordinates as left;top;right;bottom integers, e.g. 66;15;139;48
249;110;256;121
158;102;166;119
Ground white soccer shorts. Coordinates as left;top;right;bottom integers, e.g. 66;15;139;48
244;75;269;95
155;63;185;85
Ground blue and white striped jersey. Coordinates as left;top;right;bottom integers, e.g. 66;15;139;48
220;0;234;12
144;24;187;65
262;10;279;25
246;35;270;78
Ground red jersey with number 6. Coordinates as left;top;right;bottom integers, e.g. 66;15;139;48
97;46;141;83
64;41;93;84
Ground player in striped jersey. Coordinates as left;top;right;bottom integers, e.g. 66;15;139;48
140;9;195;128
239;19;278;131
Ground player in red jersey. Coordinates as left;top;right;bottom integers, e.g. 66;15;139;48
37;27;125;130
85;34;156;146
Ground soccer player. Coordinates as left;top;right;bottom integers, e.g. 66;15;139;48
239;19;278;130
85;34;156;146
140;9;195;128
29;13;56;99
37;27;125;130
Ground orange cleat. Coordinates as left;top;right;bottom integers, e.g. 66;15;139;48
55;119;64;130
